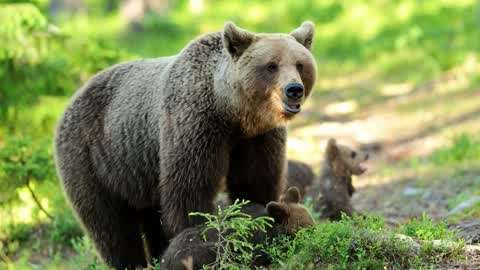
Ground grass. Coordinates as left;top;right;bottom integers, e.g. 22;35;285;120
1;211;465;270
264;214;464;270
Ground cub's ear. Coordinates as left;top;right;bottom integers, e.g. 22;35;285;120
290;21;315;50
282;186;301;204
266;202;289;223
326;138;338;161
223;22;256;59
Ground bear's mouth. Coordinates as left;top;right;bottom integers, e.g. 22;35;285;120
283;102;301;115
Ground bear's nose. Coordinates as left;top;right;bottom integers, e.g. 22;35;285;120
284;82;304;101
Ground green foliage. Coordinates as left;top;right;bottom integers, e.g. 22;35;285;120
2;223;34;245
431;133;480;165
0;4;130;123
0;3;49;60
0;4;68;119
265;215;463;270
0;137;54;203
400;213;455;241
70;236;107;270
189;200;273;270
50;209;83;246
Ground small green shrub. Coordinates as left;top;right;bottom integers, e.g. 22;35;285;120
0;137;54;218
190;200;273;270
400;213;455;241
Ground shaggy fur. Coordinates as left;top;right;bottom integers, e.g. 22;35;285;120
160;187;315;270
311;138;369;220
286;160;316;199
54;22;316;269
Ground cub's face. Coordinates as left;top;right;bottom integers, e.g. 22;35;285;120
326;138;369;177
267;187;315;234
222;22;317;137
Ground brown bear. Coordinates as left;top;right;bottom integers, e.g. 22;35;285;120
160;187;315;270
286;160;316;199
312;138;369;220
54;22;317;269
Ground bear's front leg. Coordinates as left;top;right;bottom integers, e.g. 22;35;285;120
158;134;230;237
227;127;287;204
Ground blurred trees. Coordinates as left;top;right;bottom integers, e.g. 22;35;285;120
121;0;171;30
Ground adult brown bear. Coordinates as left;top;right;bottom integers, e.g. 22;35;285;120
54;22;316;269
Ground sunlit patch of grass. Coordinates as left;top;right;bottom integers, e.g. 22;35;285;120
430;133;480;165
400;213;455;241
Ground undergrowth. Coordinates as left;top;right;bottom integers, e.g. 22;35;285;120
265;214;464;270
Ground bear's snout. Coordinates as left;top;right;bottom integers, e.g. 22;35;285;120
284;82;304;101
282;82;304;115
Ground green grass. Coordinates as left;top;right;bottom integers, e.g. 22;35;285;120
400;213;455;241
265;215;463;270
1;212;465;270
430;133;480;165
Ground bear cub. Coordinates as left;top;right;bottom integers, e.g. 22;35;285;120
160;187;315;270
312;138;369;220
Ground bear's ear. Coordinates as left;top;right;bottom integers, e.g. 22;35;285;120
326;138;338;161
266;202;289;223
290;21;315;50
282;187;301;204
223;22;256;59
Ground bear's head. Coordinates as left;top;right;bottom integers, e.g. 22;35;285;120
326;138;369;178
267;186;315;234
221;22;317;137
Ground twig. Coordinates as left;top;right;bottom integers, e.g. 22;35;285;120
26;177;54;221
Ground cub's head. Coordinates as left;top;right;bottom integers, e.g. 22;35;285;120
326;138;369;178
266;187;315;234
222;22;317;137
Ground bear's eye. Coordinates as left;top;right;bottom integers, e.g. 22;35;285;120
351;151;357;159
296;63;303;72
266;62;278;72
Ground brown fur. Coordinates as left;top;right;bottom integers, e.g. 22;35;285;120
285;160;316;199
54;22;316;269
160;187;314;270
309;138;369;220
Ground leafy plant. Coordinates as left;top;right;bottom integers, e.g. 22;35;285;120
189;200;273;270
400;213;455;241
0;137;55;220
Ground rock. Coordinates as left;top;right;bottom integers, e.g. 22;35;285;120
452;220;480;244
402;186;424;197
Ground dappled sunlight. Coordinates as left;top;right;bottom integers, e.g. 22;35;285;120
318;69;376;90
324;100;358;116
291;115;398;144
380;83;413;96
189;0;204;15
